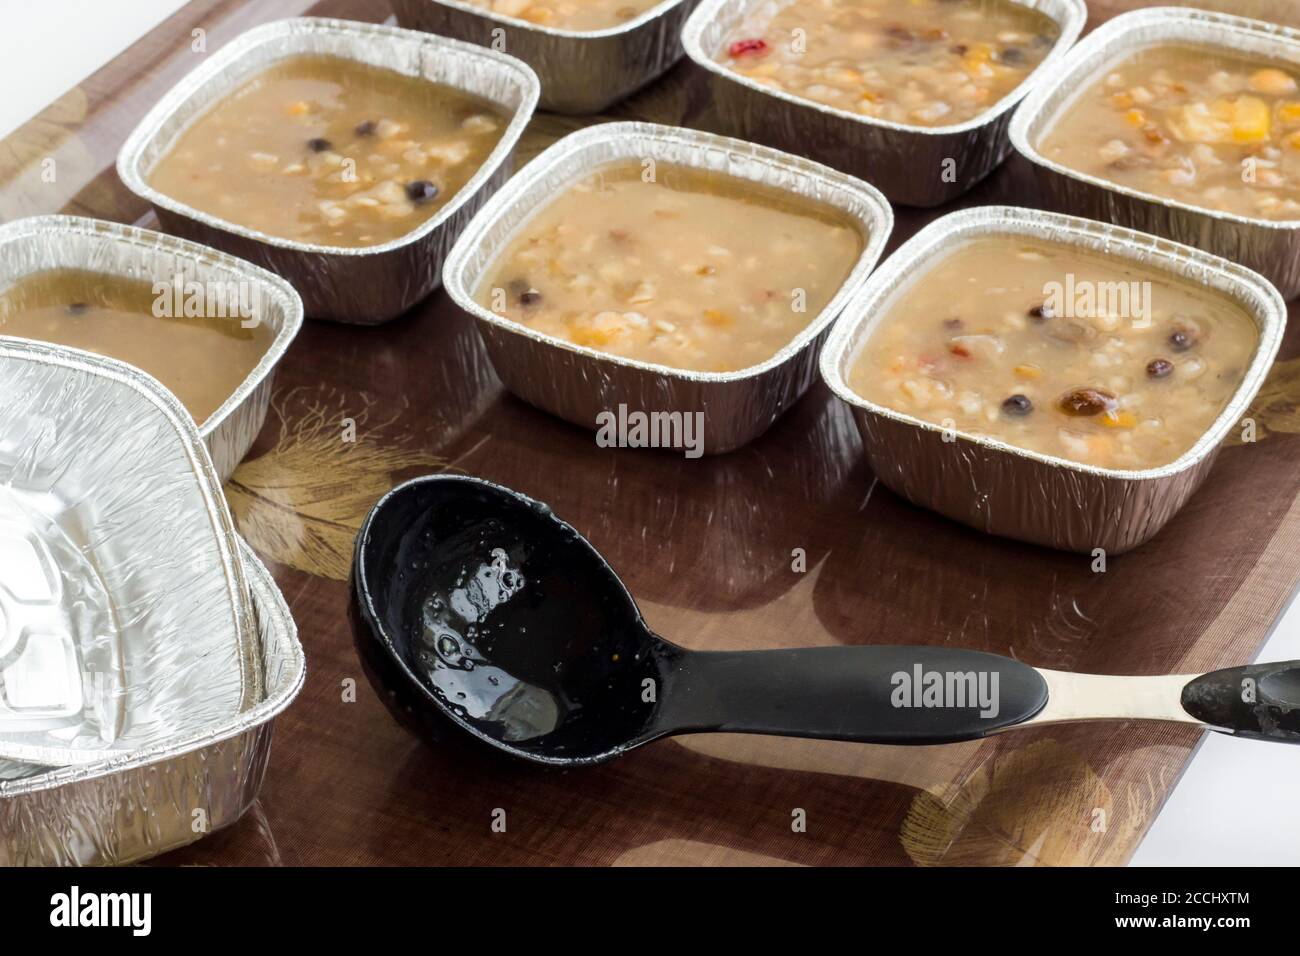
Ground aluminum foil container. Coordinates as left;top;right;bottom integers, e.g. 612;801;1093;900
1009;7;1300;299
0;340;259;767
0;216;302;484
116;17;540;324
681;0;1087;207
0;538;305;866
391;0;702;114
819;205;1287;554
443;121;894;455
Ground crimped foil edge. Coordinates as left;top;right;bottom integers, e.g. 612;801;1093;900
0;538;303;799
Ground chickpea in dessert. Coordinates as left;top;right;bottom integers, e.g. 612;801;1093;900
460;0;661;31
1039;44;1300;220
149;55;508;247
715;0;1059;126
848;237;1259;470
476;161;864;373
0;270;276;424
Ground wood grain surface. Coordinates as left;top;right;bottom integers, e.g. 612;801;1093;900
3;0;1300;866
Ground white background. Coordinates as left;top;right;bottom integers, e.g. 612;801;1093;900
0;0;1297;865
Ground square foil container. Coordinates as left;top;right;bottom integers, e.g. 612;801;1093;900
442;121;894;455
819;205;1287;554
681;0;1087;207
116;16;540;324
0;215;302;484
0;538;306;866
391;0;703;114
0;340;261;767
1009;7;1300;299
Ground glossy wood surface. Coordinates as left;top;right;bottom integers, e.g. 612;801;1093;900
3;0;1300;866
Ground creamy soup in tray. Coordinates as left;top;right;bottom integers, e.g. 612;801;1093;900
475;161;864;373
0;270;275;424
461;0;661;31
847;237;1259;470
1039;44;1300;220
715;0;1059;126
149;55;508;247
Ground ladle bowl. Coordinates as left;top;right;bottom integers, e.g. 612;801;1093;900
351;475;1300;767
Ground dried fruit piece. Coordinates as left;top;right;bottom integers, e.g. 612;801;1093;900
1250;68;1297;96
1100;409;1138;429
1002;394;1033;416
405;180;439;204
1146;358;1174;379
1057;386;1117;417
728;38;769;58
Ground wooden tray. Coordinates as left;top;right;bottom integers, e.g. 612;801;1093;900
3;0;1300;866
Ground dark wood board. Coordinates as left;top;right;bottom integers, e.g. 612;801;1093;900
2;0;1300;866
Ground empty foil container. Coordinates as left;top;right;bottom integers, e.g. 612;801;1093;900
0;340;260;767
681;0;1087;207
391;0;702;114
0;538;305;866
117;17;540;323
819;205;1286;554
0;216;302;483
1010;7;1300;299
442;121;894;454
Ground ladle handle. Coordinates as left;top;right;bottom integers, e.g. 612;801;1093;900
657;645;1049;745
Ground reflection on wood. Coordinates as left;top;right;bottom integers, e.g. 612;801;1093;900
901;737;1149;867
614;840;803;866
226;385;443;580
1226;356;1300;446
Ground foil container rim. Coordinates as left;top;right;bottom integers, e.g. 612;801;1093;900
421;0;691;38
0;538;305;797
681;0;1088;137
115;15;541;257
819;204;1287;481
443;120;895;384
0;214;304;439
0;338;260;765
1009;6;1300;229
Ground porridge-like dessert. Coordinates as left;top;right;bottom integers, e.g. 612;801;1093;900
715;0;1059;126
476;161;864;373
0;269;275;423
460;0;662;31
149;55;508;247
848;236;1259;469
1039;44;1300;220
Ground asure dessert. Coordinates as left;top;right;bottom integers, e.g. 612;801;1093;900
148;54;508;247
475;161;864;373
0;269;275;424
459;0;662;31
847;236;1259;470
1038;44;1300;220
714;0;1059;126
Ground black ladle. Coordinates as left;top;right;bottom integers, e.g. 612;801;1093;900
350;475;1300;767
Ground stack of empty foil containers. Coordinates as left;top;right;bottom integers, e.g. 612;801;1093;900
0;223;306;865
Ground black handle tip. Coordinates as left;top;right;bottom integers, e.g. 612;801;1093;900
1181;662;1300;744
